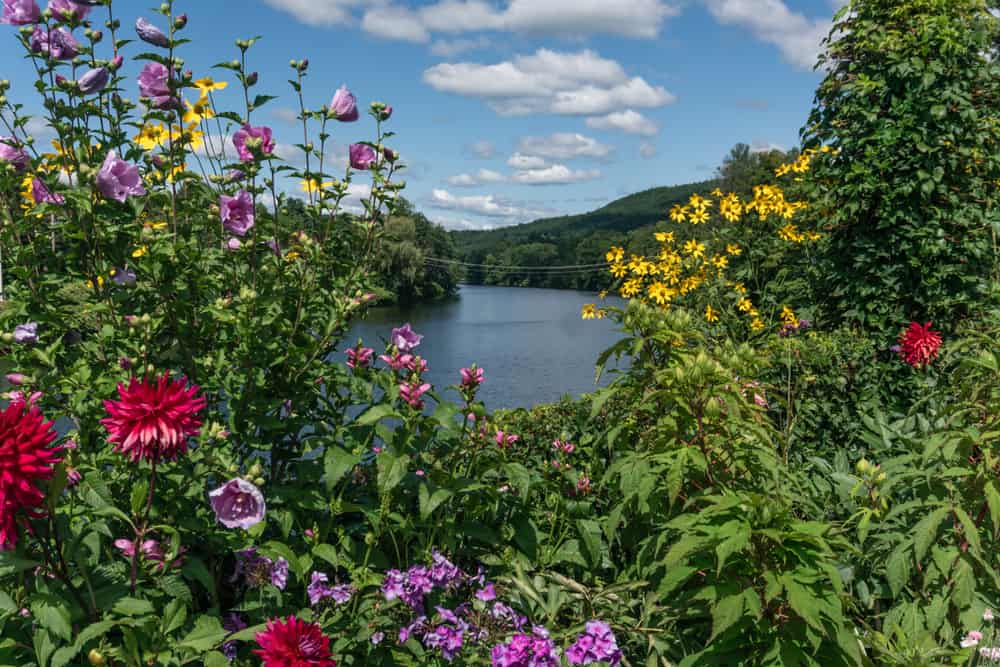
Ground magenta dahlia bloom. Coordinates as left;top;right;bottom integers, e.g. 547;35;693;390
219;190;255;236
101;373;206;463
135;17;169;47
31;177;63;204
0;0;39;24
209;478;265;530
29;25;78;59
390;323;422;352
97;150;145;202
897;321;942;368
137;62;178;109
232;124;275;162
565;621;622;665
0;137;29;171
0;402;60;550
349;143;377;170
48;0;89;21
77;66;109;94
329;84;358;122
254;616;337;667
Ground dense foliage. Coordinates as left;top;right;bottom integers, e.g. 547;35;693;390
2;0;1000;665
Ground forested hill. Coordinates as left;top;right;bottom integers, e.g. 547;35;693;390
450;179;720;290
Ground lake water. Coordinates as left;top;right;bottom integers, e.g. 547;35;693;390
345;285;626;410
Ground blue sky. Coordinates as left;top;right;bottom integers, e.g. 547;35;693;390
1;0;842;230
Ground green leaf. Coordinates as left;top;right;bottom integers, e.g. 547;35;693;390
204;652;230;667
178;615;227;652
112;597;155;617
913;506;949;563
377;451;410;495
418;485;453;521
886;544;911;598
986;482;1000;540
711;591;745;640
715;521;750;575
323;445;356;491
31;597;72;642
355;404;401;426
576;519;604;567
161;598;188;634
312;543;339;567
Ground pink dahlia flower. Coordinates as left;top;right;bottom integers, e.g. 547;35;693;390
0;402;60;550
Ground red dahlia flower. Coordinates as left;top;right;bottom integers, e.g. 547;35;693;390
898;321;942;368
0;402;61;550
254;616;337;667
101;373;206;463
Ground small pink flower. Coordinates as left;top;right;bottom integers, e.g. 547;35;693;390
399;381;431;409
494;430;519;449
459;366;484;388
372;446;382;454
962;631;984;648
576;475;591;495
346;346;374;370
415;469;425;477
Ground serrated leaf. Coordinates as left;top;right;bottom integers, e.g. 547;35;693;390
178;615;226;652
418;485;452;521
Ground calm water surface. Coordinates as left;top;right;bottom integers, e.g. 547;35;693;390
345;285;625;409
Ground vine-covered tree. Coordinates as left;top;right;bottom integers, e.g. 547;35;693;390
801;0;1000;331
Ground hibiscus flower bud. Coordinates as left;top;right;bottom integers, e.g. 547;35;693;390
174;13;187;29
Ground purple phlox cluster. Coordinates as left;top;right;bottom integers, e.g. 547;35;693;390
491;626;561;667
383;565;436;610
490;602;528;631
779;319;812;338
390;323;423;352
31;178;63;205
307;571;355;607
371;631;385;646
476;583;497;601
565;621;622;665
423;606;472;661
0;0;40;25
222;613;247;661
29;25;78;59
430;550;465;589
230;547;288;590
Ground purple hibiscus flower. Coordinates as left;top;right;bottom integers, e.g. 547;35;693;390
219;190;255;236
209;478;265;530
96;150;146;202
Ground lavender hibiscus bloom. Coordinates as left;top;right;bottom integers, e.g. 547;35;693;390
349;143;377;170
13;322;38;344
232;124;275;162
135;17;169;47
0;137;30;171
48;0;89;21
391;323;423;352
209;478;265;529
137;62;178;109
31;178;63;204
96;150;145;202
219;190;255;236
29;26;78;59
0;0;39;24
77;66;109;94
111;267;136;286
329;84;358;122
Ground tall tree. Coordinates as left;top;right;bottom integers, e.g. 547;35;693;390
801;0;1000;331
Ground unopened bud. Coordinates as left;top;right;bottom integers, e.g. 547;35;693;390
246;71;258;86
253;477;266;487
5;373;26;386
91;30;103;43
174;13;187;29
299;58;309;71
88;650;106;666
111;55;124;71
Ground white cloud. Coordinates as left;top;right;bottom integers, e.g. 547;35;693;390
361;5;431;42
466;140;497;159
430;36;492;57
511;164;601;185
750;139;786;153
704;0;830;70
639;142;657;158
260;0;364;27
516;133;613;160
506;153;548;169
423;48;675;116
429;188;542;218
447;168;506;186
585;109;659;136
271;107;300;124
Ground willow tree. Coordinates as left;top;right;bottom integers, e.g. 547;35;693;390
800;0;1000;332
